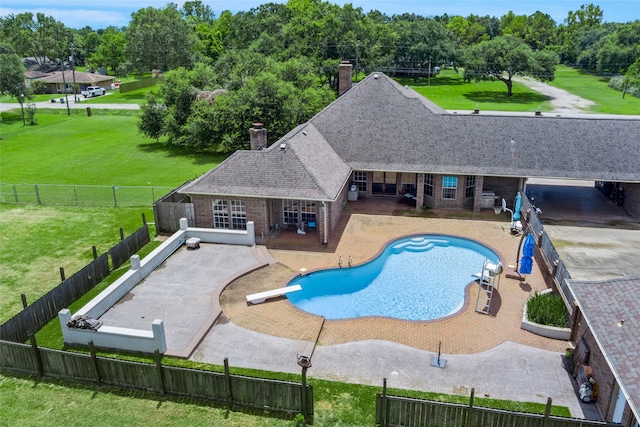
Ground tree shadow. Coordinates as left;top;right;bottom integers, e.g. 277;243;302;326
395;76;466;88
463;91;551;105
137;142;228;166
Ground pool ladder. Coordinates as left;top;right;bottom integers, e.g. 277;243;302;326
339;256;353;268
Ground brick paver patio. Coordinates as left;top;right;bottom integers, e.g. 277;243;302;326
220;198;570;356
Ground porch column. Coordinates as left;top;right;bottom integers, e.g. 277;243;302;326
416;174;425;208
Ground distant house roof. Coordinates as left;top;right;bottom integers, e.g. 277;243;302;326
184;123;351;201
566;276;640;421
181;72;640;200
33;70;114;85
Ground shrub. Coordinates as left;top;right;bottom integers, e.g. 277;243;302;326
608;76;640;98
526;291;568;328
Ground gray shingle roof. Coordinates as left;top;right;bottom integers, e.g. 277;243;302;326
182;123;350;201
182;72;640;199
311;73;640;182
566;276;640;420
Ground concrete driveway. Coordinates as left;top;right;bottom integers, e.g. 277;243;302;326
525;179;640;281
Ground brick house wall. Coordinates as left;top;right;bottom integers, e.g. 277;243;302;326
575;314;635;425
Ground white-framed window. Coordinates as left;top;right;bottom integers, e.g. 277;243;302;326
353;171;367;192
465;176;476;198
442;176;458;200
283;200;298;225
300;200;316;225
230;200;246;230
424;174;433;197
212;199;229;228
213;199;247;230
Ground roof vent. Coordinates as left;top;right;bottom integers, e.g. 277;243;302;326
302;130;308;136
279;143;286;151
373;74;379;79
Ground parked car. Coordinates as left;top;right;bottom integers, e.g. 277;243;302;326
81;86;106;98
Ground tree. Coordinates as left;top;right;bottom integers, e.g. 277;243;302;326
621;58;640;98
464;36;558;95
0;41;26;98
126;4;194;72
138;95;167;141
0;12;67;71
523;12;557;50
89;26;126;74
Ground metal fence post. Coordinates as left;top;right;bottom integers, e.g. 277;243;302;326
542;397;552;427
112;185;117;207
29;334;44;377
381;378;387;427
13;184;18;203
34;184;41;204
467;388;475;427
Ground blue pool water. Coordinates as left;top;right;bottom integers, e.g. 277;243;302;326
286;235;499;321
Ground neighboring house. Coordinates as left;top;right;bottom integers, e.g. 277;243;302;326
179;63;640;245
29;70;114;94
567;276;640;426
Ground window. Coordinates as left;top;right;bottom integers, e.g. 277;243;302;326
442;176;457;200
300;200;316;225
400;173;416;195
212;200;229;228
353;171;367;192
465;176;476;198
283;200;298;225
424;174;433;197
230;200;246;230
213;199;246;230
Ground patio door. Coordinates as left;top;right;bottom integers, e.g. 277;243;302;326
372;172;397;195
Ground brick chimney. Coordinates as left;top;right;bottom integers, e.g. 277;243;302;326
249;122;267;150
338;61;353;96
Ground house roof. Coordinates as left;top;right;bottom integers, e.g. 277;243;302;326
34;70;114;85
183;123;351;201
310;73;640;182
181;71;640;200
566;276;640;421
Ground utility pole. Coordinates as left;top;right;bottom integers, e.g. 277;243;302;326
428;58;431;87
70;44;77;102
60;57;71;116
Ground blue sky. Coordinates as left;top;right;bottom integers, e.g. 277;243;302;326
1;0;638;29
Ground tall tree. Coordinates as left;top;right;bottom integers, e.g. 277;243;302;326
464;36;558;96
89;26;126;74
0;12;67;71
0;41;27;98
126;4;194;72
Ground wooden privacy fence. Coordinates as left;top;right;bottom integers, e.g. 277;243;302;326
376;382;620;427
0;253;109;343
152;182;195;234
0;340;313;422
109;223;150;269
0;222;149;343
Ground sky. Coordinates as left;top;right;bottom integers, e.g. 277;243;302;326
1;0;639;29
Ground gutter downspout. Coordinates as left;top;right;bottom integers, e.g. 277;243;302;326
322;201;328;244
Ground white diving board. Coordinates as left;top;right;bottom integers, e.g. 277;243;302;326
246;284;302;304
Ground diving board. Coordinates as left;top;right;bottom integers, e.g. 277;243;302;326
246;284;302;304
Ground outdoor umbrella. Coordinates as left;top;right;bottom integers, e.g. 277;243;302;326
513;192;522;222
519;234;535;275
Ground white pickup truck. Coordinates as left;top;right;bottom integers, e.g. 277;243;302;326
81;86;106;98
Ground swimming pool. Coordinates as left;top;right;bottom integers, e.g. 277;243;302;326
286;235;500;321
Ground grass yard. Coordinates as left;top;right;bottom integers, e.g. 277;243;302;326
80;85;160;104
0;109;222;186
548;65;640;114
0;204;154;324
403;68;554;112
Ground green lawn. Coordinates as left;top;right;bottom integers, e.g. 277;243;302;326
80;85;160;104
0;110;222;186
404;68;554;112
548;65;640;114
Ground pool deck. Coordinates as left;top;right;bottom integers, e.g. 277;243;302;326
222;211;567;356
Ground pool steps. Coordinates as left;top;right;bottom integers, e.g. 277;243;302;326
391;237;449;253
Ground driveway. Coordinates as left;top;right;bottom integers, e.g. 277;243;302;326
526;178;640;281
